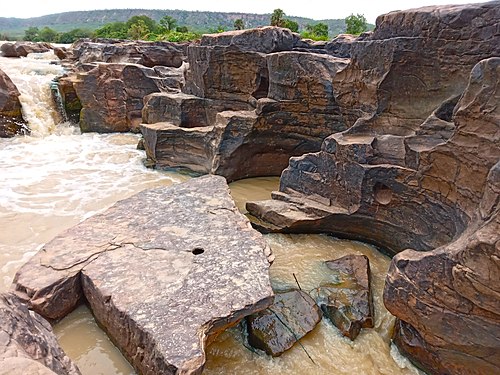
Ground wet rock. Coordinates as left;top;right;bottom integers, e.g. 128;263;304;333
55;75;82;124
53;47;67;60
0;41;52;58
0;293;80;375
0;68;28;137
68;39;187;68
74;63;183;132
247;290;322;356
13;175;273;375
313;255;373;340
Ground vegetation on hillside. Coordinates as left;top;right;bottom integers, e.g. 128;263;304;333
345;14;368;35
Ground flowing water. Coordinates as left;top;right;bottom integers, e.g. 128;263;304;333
0;50;421;375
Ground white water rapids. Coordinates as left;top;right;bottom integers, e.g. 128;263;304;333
0;48;422;375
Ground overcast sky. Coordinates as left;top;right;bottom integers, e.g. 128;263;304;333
2;0;488;23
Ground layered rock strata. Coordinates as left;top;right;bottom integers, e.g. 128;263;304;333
12;175;274;375
0;68;28;137
246;4;500;373
0;293;80;375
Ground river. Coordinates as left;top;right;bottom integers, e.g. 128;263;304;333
0;49;422;375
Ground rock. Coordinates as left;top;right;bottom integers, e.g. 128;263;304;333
325;34;357;58
0;293;80;375
247;290;322;356
247;41;500;375
74;63;182;132
55;75;82;124
313;255;373;340
68;39;187;68
53;47;67;60
13;175;274;375
0;68;28;137
0;41;52;58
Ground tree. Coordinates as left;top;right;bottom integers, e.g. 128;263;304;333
303;22;329;40
95;22;128;39
271;9;285;27
127;19;149;40
38;27;58;42
159;15;177;32
345;14;368;35
175;26;189;33
57;28;94;44
234;19;245;30
126;15;157;34
283;19;299;33
24;27;40;41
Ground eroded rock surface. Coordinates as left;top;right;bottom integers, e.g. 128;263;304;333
0;41;52;58
0;293;80;375
247;8;500;373
247;289;322;356
0;68;28;137
13;175;273;374
313;255;373;340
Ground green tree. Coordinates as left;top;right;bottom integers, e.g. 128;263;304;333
159;15;177;32
302;22;329;40
283;19;299;32
176;26;189;33
38;27;58;42
234;19;245;30
345;14;368;35
127;20;149;40
271;9;285;27
24;27;40;41
57;28;94;44
95;22;128;39
126;15;157;34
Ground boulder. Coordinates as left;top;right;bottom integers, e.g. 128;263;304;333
247;290;322;356
0;293;80;375
74;63;183;132
68;39;187;68
313;255;374;340
0;68;28;137
0;41;52;58
325;34;357;58
12;175;274;375
55;75;82;124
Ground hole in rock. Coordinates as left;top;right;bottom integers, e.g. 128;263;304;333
373;183;393;205
192;247;205;255
434;95;460;122
252;75;269;100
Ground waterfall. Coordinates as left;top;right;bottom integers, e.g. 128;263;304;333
0;49;77;137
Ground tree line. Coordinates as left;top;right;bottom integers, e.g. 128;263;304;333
22;11;368;43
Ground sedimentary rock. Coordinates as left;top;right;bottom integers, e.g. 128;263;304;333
0;293;80;375
74;62;184;132
247;290;322;356
0;68;28;137
247;10;500;372
0;41;52;58
13;175;274;375
68;39;187;68
313;255;373;340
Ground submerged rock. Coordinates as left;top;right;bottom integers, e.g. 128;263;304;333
0;68;28;137
247;289;322;356
0;41;52;58
313;255;373;340
0;293;80;375
13;175;273;375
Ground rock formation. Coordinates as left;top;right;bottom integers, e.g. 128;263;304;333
0;293;80;375
12;175;274;375
0;68;28;137
245;3;499;375
313;255;373;340
247;289;322;356
0;41;52;58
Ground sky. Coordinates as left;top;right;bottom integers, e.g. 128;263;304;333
2;0;488;23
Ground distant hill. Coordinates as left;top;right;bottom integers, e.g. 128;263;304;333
0;9;349;39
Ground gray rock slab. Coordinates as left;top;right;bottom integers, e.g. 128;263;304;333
13;175;274;374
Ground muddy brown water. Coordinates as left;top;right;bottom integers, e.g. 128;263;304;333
0;51;421;375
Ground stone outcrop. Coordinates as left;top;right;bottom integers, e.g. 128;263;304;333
141;26;349;181
0;41;52;58
247;289;322;356
0;68;28;137
73;62;185;132
0;293;80;375
313;255;373;340
246;3;500;373
68;39;187;68
12;175;273;375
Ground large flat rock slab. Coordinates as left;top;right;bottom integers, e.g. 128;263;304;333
13;175;274;374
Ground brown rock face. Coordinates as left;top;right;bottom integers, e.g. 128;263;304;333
74;63;183;132
313;255;374;340
247;290;322;356
68;39;187;68
13;175;273;375
246;4;500;374
0;42;52;58
0;68;28;137
0;293;80;375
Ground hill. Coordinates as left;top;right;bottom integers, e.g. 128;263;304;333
0;9;349;39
